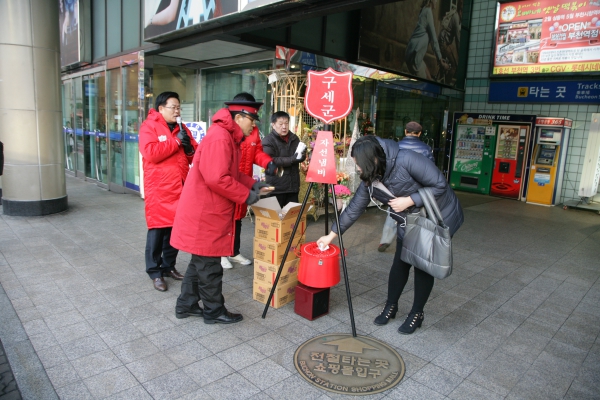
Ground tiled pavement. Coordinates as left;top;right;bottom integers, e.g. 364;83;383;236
0;175;599;399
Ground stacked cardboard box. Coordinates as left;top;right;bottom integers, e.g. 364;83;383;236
251;197;307;308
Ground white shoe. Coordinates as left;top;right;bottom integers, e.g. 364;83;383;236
229;254;252;265
221;257;233;269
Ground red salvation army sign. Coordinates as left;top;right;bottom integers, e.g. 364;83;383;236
304;68;354;124
305;131;338;184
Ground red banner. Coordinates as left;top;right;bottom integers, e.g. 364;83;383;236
304;68;353;124
492;0;600;76
305;131;338;184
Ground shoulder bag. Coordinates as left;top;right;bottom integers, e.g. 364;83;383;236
400;187;452;279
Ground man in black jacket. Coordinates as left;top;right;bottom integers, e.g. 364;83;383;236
378;121;435;252
262;111;306;207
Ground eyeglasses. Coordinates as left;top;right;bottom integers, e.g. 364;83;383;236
241;114;256;125
163;106;181;111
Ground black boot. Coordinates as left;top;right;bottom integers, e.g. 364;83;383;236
373;302;398;326
398;311;424;334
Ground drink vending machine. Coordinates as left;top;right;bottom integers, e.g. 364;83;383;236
449;113;536;199
526;117;572;206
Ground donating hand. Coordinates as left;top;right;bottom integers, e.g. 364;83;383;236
388;196;415;213
316;231;338;250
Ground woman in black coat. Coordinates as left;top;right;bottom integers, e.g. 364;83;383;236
317;136;463;334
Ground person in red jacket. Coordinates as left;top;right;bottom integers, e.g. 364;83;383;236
171;93;271;324
224;93;277;269
139;91;198;292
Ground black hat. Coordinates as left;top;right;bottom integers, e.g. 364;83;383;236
224;100;264;121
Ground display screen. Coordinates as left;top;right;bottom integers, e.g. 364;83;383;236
540;128;557;138
537;144;556;163
492;0;600;76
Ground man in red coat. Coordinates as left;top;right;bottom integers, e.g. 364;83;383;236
224;93;277;269
171;94;271;324
139;92;198;292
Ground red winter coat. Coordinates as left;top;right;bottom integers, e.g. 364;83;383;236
170;109;255;256
234;127;272;220
139;109;198;229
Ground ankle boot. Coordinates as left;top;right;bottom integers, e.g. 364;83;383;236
398;311;424;334
373;302;398;326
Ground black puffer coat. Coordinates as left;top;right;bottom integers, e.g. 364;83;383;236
262;130;302;194
333;137;463;240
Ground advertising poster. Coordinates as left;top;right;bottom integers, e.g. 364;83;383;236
59;0;80;66
492;0;600;76
359;0;466;87
144;0;285;40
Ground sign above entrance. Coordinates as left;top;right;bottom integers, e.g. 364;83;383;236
304;68;353;124
144;0;286;40
489;80;600;104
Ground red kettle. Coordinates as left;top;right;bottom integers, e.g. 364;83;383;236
296;242;341;288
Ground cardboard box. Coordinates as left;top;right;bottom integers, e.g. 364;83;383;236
251;198;310;244
253;279;298;308
254;258;299;285
253;236;304;265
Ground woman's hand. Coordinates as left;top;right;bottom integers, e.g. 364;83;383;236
388;196;415;213
317;231;338;249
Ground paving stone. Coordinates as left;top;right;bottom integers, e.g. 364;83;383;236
143;369;199;399
55;381;94;400
411;362;463;395
83;366;138;398
202;373;261;400
448;380;504;400
71;349;122;379
217;343;266;370
126;352;178;383
61;334;108;361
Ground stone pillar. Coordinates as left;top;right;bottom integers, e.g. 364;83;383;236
0;0;67;215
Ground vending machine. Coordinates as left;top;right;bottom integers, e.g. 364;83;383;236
490;123;533;200
526;117;572;206
449;121;497;194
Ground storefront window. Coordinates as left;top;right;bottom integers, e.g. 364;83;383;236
201;62;272;136
74;76;84;175
85;73;108;183
148;64;197;122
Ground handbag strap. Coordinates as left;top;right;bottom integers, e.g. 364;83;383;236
418;188;446;227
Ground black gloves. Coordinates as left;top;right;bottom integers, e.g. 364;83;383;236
246;189;259;205
177;130;194;155
252;181;271;192
265;161;278;176
291;152;306;164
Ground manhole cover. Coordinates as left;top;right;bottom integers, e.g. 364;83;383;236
294;334;405;395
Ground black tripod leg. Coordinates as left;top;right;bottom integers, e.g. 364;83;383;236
261;182;314;319
330;184;357;337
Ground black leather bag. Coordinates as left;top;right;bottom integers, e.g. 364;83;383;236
400;187;452;279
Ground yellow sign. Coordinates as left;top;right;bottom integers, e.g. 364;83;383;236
517;87;528;97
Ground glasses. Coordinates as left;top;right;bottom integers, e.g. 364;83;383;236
164;106;181;111
241;114;256;125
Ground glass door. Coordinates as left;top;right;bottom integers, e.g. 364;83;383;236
123;64;140;191
83;72;108;184
74;76;85;177
62;80;76;172
107;68;124;192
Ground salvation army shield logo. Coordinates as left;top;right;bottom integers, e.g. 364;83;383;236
304;68;354;124
186;122;207;143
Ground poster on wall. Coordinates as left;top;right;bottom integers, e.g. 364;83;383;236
59;0;80;66
358;0;466;87
492;0;600;76
144;0;286;40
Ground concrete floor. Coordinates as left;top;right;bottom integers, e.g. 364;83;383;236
0;175;598;399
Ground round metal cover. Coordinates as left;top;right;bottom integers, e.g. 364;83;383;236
294;334;405;395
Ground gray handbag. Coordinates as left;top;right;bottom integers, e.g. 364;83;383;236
400;187;452;279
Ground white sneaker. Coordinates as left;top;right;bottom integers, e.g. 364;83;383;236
228;254;252;265
221;257;233;269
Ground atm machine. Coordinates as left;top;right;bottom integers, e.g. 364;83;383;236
526;117;572;206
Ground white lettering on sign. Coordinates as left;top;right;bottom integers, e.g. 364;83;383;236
322;77;337;89
322;91;334;103
322;105;335;116
318;159;327;167
318;169;326;176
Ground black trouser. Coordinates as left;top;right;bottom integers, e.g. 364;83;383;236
269;192;299;208
233;219;242;257
145;227;179;279
387;237;435;313
176;255;224;318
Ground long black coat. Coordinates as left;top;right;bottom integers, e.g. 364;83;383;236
262;130;301;194
333;137;463;240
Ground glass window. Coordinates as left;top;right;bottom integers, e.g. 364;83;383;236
84;73;108;183
149;64;197;122
74;76;85;174
106;0;122;56
93;0;106;59
123;65;140;190
122;1;140;51
201;62;271;136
